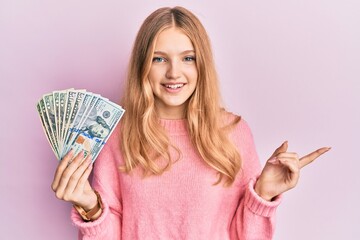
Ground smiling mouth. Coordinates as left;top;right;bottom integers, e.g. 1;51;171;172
162;83;185;89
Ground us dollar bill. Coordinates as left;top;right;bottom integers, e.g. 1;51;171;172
36;89;125;161
37;99;59;158
43;94;58;145
61;90;85;155
68;96;125;160
53;91;60;143
62;92;95;157
61;90;77;147
58;90;68;146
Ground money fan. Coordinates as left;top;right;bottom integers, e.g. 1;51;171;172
36;89;125;161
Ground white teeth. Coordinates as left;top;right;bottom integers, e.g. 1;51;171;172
165;84;184;89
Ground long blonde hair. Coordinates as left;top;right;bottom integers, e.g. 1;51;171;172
120;6;241;186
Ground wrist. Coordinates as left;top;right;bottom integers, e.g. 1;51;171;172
82;191;98;211
254;181;274;201
74;190;103;221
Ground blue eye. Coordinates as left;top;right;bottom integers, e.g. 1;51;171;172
184;56;195;62
152;57;166;63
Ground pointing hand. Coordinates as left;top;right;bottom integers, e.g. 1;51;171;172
254;141;331;201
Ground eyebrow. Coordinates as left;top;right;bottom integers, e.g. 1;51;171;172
153;50;195;55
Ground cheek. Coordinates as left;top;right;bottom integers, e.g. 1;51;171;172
185;67;198;84
148;66;163;82
147;73;160;92
146;77;157;95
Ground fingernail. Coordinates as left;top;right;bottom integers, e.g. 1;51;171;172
87;161;93;169
68;149;74;156
67;149;75;161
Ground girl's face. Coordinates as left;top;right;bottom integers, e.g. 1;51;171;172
148;27;198;119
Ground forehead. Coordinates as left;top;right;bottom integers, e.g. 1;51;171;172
154;27;194;52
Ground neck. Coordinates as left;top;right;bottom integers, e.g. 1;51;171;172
155;105;186;120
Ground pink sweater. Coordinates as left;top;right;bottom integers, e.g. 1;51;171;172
71;116;281;240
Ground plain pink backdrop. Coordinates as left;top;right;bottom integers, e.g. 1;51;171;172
1;0;359;239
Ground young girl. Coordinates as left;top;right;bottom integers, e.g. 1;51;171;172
51;6;330;240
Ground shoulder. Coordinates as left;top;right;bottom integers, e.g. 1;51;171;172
220;110;241;126
220;110;253;135
220;110;256;148
220;111;261;183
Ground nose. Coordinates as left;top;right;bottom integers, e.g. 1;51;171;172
165;61;181;80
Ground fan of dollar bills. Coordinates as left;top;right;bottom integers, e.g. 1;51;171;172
36;89;125;161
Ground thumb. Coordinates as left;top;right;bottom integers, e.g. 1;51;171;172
270;141;288;158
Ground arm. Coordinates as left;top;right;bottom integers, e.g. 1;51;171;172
51;126;123;240
71;131;123;240
231;179;281;240
230;119;281;240
230;119;330;239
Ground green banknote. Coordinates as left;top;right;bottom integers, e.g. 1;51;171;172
36;89;125;161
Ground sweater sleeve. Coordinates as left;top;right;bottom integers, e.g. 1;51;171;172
230;119;282;240
71;128;123;240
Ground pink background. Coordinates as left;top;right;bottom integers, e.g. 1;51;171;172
1;0;359;239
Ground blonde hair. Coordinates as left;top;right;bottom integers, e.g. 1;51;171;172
120;6;241;186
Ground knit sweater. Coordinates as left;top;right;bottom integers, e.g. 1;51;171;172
71;116;281;240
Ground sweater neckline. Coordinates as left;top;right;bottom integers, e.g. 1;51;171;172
159;118;188;136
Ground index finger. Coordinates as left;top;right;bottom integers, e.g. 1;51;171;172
299;147;331;169
51;150;74;191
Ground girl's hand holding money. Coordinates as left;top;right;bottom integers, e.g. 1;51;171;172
254;141;331;201
51;150;99;219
